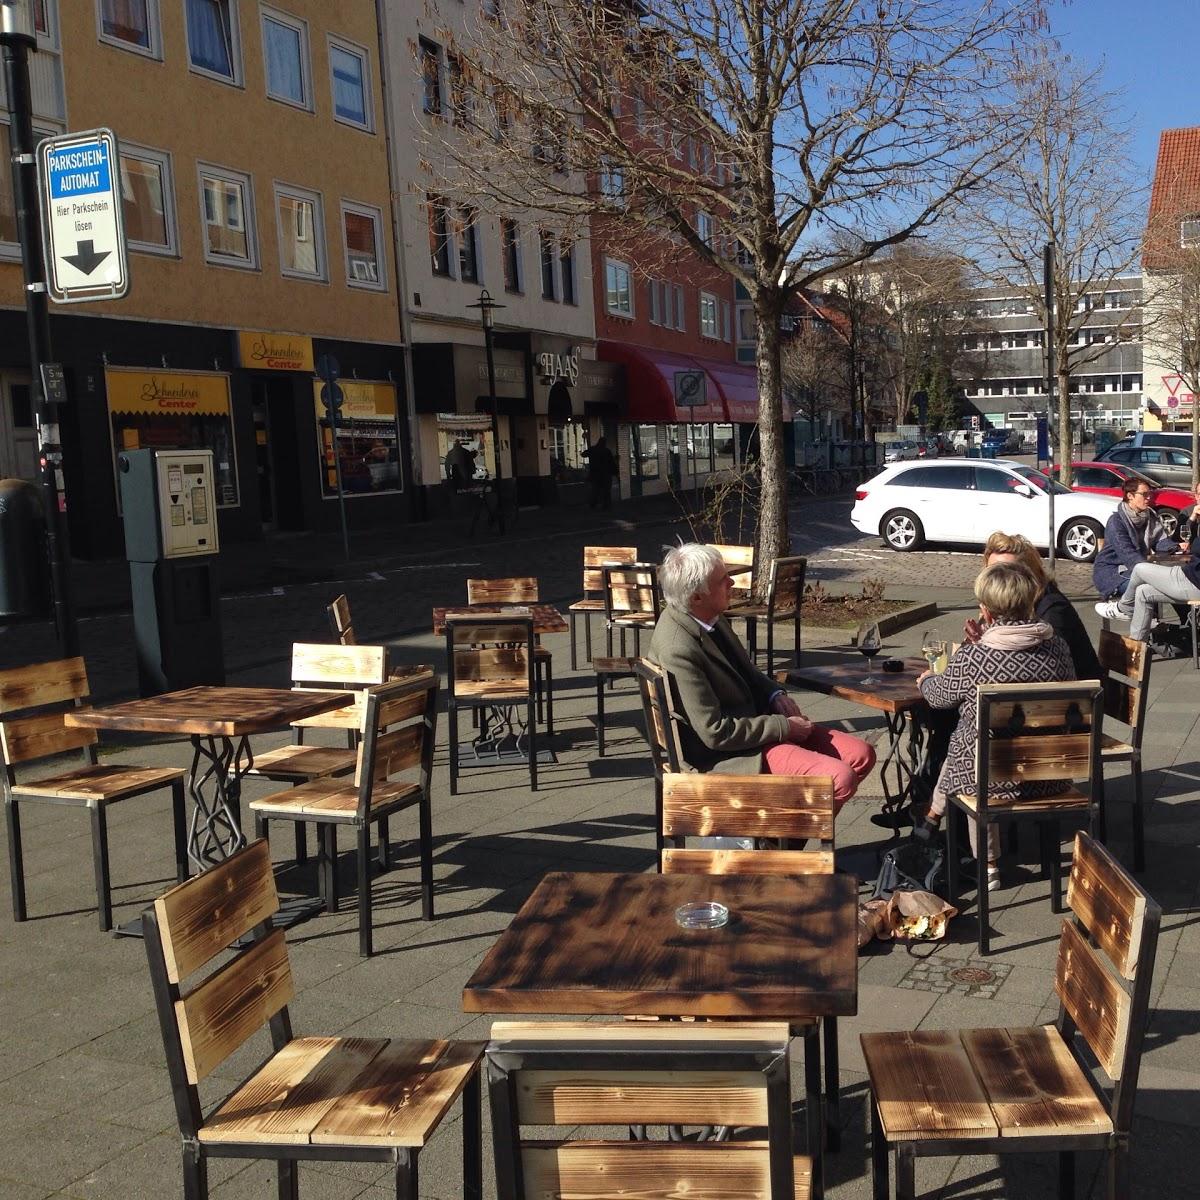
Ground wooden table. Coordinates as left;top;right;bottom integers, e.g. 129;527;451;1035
781;658;932;833
463;869;857;1198
67;687;352;869
432;603;568;636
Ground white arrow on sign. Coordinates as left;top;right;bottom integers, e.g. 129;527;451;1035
36;127;129;304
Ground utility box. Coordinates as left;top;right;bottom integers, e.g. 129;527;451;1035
0;478;49;618
118;449;224;695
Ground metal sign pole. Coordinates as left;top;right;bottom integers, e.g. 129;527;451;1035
317;355;350;561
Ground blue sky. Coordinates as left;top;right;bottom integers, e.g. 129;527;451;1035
1049;0;1199;183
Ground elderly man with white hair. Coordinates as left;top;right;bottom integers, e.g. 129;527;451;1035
648;542;875;809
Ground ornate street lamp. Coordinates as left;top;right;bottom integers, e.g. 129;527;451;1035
466;288;506;531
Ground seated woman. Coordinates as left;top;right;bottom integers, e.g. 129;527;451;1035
1095;531;1200;641
914;561;1076;891
1092;476;1175;601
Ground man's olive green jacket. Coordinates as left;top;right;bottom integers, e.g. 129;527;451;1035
647;604;789;775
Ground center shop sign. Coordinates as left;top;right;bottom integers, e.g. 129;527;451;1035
236;331;315;373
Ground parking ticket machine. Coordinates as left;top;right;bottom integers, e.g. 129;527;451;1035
118;449;225;695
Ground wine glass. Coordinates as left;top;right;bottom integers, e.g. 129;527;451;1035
921;628;947;673
858;622;882;685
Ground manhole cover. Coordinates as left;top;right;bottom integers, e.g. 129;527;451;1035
948;966;997;986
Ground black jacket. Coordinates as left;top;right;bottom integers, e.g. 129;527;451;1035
1036;583;1101;681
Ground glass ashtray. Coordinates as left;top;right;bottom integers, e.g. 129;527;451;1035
675;900;730;930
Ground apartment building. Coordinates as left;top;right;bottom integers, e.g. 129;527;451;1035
0;1;408;557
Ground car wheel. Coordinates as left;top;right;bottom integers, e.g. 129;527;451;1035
1059;517;1103;563
1157;507;1180;539
881;509;924;552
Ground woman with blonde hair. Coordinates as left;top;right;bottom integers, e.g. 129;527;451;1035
915;560;1075;890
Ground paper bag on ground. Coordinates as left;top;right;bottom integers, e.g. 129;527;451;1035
883;889;957;941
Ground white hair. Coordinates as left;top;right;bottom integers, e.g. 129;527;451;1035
660;542;725;612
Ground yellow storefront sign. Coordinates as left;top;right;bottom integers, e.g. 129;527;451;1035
237;330;315;373
105;367;232;416
311;379;397;422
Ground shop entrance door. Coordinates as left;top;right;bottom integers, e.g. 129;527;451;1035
0;375;37;483
250;383;277;529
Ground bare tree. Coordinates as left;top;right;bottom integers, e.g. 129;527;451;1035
780;298;850;440
962;54;1144;485
430;0;1046;574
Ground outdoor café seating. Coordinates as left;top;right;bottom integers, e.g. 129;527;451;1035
568;544;638;669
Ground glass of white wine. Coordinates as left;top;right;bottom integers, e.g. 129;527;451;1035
921;628;947;674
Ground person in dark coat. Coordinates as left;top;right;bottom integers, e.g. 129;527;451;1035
581;436;618;510
1092;476;1174;600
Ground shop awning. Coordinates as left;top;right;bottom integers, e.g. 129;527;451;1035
597;342;727;423
706;361;760;423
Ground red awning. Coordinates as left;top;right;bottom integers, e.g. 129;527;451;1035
706;361;759;423
597;341;727;423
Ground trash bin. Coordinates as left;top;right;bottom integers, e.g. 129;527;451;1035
0;478;49;618
966;447;982;459
982;445;998;459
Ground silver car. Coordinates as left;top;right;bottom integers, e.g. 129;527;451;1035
1098;443;1194;489
883;440;919;463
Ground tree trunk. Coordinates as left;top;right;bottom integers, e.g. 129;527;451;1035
1057;366;1073;487
1192;397;1199;491
755;290;788;593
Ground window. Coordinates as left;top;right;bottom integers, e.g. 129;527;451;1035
1182;218;1200;246
199;165;255;267
673;284;685;330
559;239;576;305
330;37;371;130
261;8;308;108
275;184;324;279
648;279;661;325
697;210;714;248
540;230;557;300
185;0;239;83
605;258;633;317
314;380;402;497
457;206;479;284
974;467;1021;493
633;424;659;477
600;159;624;201
699;291;718;337
501;218;521;292
427;195;451;276
120;146;175;254
737;304;754;342
713;423;735;471
100;0;158;54
419;37;442;115
721;300;731;341
448;53;472;126
0;124;18;250
343;202;384;289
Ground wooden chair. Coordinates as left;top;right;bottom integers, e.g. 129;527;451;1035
465;577;553;731
446;613;539;794
602;562;661;658
1096;630;1152;873
568;545;638;669
593;654;638;756
633;658;685;853
945;680;1105;957
660;770;842;1152
250;673;439;955
327;593;356;644
727;554;807;672
710;541;756;607
862;832;1161;1200
143;840;483;1199
1;657;187;932
485;1019;810;1200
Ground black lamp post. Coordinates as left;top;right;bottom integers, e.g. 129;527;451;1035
0;0;75;653
466;288;505;531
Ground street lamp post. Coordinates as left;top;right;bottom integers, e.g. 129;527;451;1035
0;0;76;653
467;288;505;533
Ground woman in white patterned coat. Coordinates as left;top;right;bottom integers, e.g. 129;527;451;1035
913;561;1075;891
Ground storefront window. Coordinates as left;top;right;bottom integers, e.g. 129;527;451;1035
312;380;402;497
106;368;239;507
632;423;659;478
436;416;496;482
550;422;587;483
687;422;714;473
713;422;736;472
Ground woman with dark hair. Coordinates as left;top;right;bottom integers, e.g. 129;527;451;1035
1092;475;1174;601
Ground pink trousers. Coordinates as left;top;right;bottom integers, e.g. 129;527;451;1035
763;725;876;812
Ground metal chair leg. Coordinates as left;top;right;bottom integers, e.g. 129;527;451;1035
182;1141;207;1200
975;815;990;957
418;792;434;921
1048;819;1064;914
596;673;606;756
570;609;580;671
448;703;460;796
90;803;112;932
1059;1149;1075;1199
357;824;372;957
897;1143;916;1200
823;1016;840;1151
545;656;555;735
294;821;307;866
377;816;391;871
394;1149;417;1200
870;1100;888;1200
5;794;26;921
462;1069;483;1200
170;780;189;882
277;1159;299;1200
1132;757;1145;872
319;823;338;913
528;697;538;792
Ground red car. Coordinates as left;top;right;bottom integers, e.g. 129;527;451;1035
1047;461;1193;539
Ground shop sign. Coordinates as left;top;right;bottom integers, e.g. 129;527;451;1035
237;330;315;373
536;349;580;385
106;367;232;416
311;379;397;422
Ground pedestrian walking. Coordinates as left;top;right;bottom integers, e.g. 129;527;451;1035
581;436;617;510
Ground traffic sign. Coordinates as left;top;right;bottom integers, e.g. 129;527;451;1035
321;381;344;410
674;370;706;407
37;128;129;304
40;363;67;407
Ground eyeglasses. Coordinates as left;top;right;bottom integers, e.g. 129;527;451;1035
1133;490;1153;500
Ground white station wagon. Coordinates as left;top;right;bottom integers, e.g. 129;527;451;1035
850;460;1120;562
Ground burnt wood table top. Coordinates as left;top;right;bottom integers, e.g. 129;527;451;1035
432;603;569;635
462;870;858;1019
780;658;930;716
64;686;353;738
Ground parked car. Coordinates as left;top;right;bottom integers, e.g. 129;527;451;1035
883;440;919;463
851;459;1119;561
1046;460;1194;539
916;438;940;459
1096;441;1194;489
1106;431;1192;449
982;428;1023;454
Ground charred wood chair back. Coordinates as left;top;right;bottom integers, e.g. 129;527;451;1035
249;673;439;954
1;657;187;931
633;658;685;853
861;831;1160;1200
727;555;807;673
568;545;639;669
709;542;755;605
485;1020;808;1200
142;839;483;1199
288;641;389;743
602;562;661;658
1096;630;1151;872
445;614;539;793
327;593;356;644
946;679;1105;956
